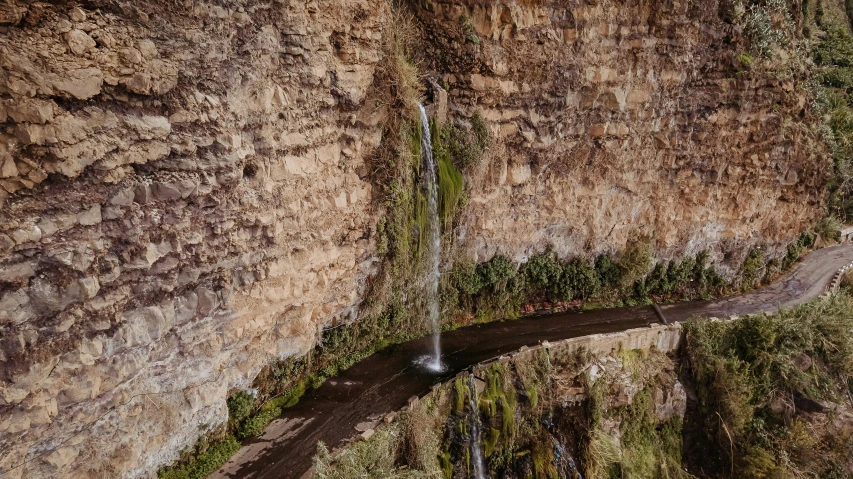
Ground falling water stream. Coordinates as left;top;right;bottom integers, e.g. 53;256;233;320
467;374;488;479
417;104;443;372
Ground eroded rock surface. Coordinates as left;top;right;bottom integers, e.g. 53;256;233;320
0;0;827;477
419;0;825;267
1;1;384;477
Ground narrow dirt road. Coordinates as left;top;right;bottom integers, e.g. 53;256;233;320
212;243;853;479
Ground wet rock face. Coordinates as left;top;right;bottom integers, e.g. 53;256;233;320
0;0;826;477
420;0;825;268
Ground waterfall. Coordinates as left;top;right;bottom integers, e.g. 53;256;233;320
418;104;443;372
467;374;488;479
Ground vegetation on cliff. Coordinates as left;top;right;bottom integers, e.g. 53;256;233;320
810;0;853;225
315;292;853;479
160;0;846;476
684;293;853;478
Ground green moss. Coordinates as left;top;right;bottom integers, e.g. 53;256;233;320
483;428;501;457
439;452;453;479
437;151;464;230
453;377;468;415
269;379;307;410
157;435;241;479
531;439;558;478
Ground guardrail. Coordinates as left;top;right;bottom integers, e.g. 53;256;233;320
828;260;853;294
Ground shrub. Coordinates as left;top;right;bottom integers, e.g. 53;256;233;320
684;294;853;477
643;262;669;297
743;0;791;59
470;111;490;150
813;20;853;222
477;255;516;291
158;435;241;479
226;391;254;424
558;258;601;301
454;261;483;295
783;231;815;268
740;248;766;290
522;252;563;292
815;214;842;242
440;119;489;171
843;269;853;294
617;233;653;288
594;255;622;289
693;251;725;294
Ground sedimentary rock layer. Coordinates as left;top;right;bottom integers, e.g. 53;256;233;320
0;0;826;477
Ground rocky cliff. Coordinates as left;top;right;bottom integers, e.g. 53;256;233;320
0;0;828;477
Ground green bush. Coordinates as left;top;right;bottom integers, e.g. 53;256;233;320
594;255;622;289
815;214;842;242
522;252;563;292
783;231;815;268
740;248;766;291
558;258;601;301
158;435;241;479
439;119;489;171
453;261;483;295
477;255;516;291
684;294;853;476
453;255;518;298
618;233;653;288
693;251;725;294
226;391;254;424
236;408;279;440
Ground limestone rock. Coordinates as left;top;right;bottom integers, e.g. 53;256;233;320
51;68;103;100
2;98;55;124
1;157;18;178
10;225;42;245
65;30;97;55
138;39;158;59
0;233;15;250
0;1;827;477
0;1;26;25
120;47;143;64
508;163;531;185
77;205;102;226
68;7;86;22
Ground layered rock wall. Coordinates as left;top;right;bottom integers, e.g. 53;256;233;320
419;0;824;269
0;0;828;477
0;1;388;476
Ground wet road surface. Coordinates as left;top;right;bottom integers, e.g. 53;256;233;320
212;242;853;479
